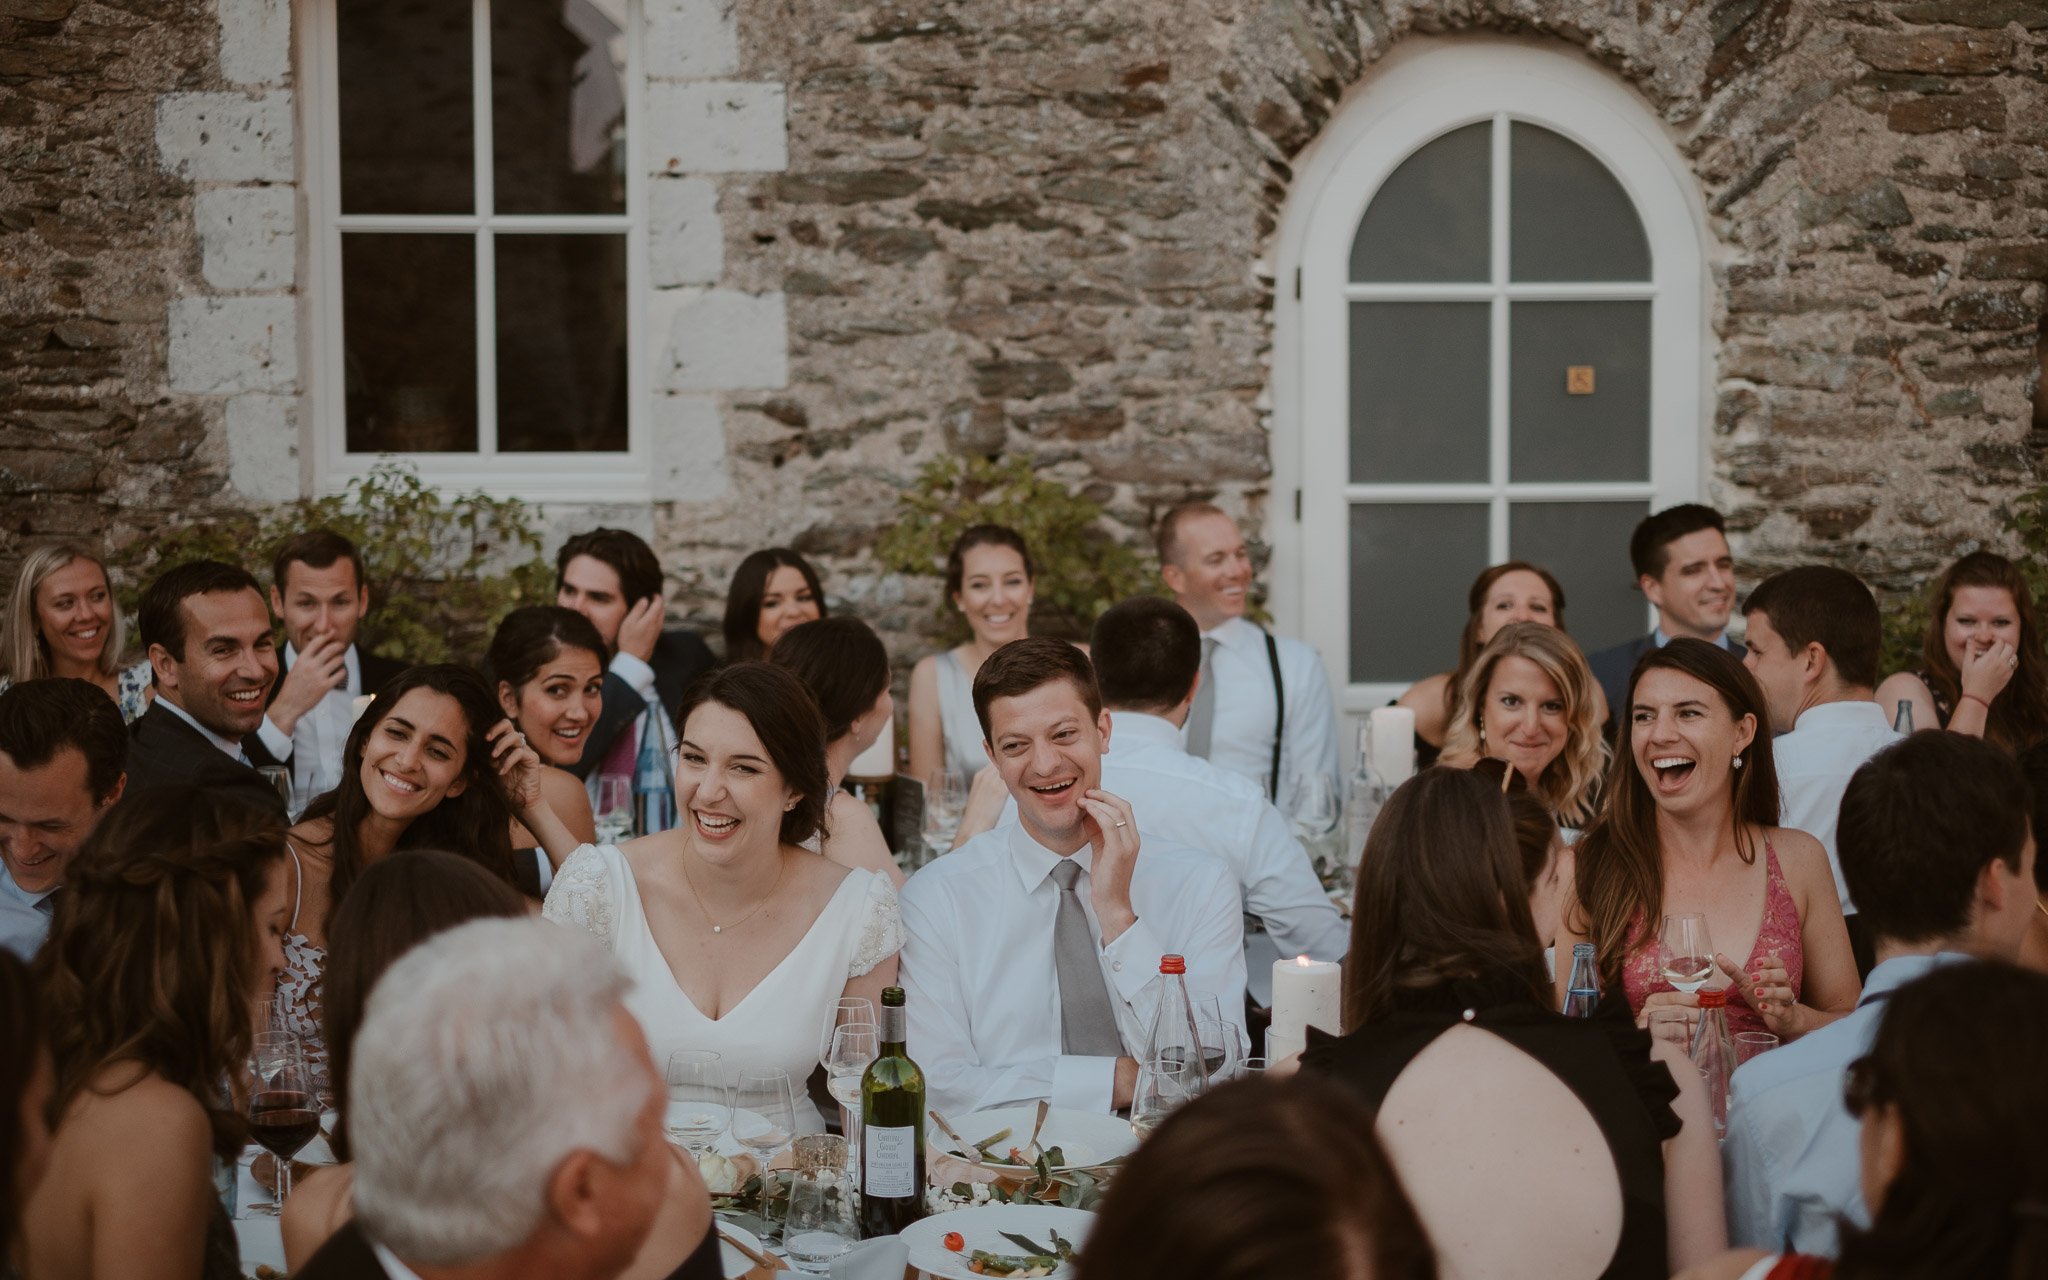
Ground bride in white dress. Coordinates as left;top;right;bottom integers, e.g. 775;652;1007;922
545;662;903;1131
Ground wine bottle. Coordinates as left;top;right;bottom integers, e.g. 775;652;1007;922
859;987;926;1238
1561;943;1600;1018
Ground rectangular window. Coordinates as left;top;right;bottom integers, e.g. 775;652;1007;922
305;0;646;499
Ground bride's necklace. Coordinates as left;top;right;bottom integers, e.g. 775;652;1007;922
682;852;785;934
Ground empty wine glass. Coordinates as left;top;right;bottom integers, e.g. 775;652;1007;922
1131;1056;1193;1140
592;776;633;845
1659;913;1716;994
250;1030;300;1088
1286;772;1339;836
1734;1031;1780;1066
924;770;967;858
833;997;874;1032
733;1067;797;1167
664;1051;731;1159
246;1036;317;1215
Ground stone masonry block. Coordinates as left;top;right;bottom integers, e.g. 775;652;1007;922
649;82;786;174
168;296;296;394
647;0;738;80
156;92;294;183
224;394;299;500
649;177;723;286
217;0;290;86
654;289;786;391
195;186;295;291
651;394;730;501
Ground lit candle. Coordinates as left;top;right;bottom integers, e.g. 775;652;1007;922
1368;706;1416;785
1268;955;1343;1063
351;694;375;724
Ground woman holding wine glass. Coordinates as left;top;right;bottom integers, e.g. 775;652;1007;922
770;616;909;887
544;662;904;1133
1559;640;1859;1042
1440;622;1608;829
20;788;294;1280
487;606;606;855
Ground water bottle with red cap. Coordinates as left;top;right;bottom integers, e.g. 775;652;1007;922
1139;953;1211;1093
1690;987;1737;1136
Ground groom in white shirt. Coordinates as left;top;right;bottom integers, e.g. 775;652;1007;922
899;638;1247;1117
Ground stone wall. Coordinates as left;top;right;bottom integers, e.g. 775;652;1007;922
2;0;2043;657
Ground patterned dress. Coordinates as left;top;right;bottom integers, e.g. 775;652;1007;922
1618;838;1805;1039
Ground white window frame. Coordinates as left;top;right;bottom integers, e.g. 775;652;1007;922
1268;38;1710;726
298;0;651;502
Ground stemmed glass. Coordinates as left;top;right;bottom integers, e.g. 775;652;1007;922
1287;772;1341;867
1130;1056;1193;1140
833;998;875;1032
246;1036;318;1214
1196;1019;1245;1084
924;770;967;860
664;1051;731;1159
592;776;634;845
733;1067;798;1169
1659;913;1715;994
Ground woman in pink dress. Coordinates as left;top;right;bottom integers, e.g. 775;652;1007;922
1558;639;1859;1041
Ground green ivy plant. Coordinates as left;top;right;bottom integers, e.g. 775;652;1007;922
115;462;552;666
1878;484;2048;681
874;454;1165;644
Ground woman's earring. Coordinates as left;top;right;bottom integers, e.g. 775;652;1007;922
1732;755;1744;770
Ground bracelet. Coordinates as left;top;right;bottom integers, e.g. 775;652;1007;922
1962;693;1993;711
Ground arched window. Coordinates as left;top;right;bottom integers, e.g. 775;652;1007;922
1274;42;1706;719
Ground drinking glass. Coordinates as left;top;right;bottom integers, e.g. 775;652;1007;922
825;1024;877;1171
833;997;875;1032
732;1067;797;1167
1733;1031;1780;1066
1647;1008;1695;1049
250;1030;300;1087
592;776;634;845
664;1051;731;1159
924;770;967;859
1196;1019;1245;1083
1240;1057;1269;1075
783;1169;858;1273
1131;1056;1193;1140
256;765;295;817
1659;913;1715;994
246;1038;318;1214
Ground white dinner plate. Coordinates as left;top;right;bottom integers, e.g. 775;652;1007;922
714;1222;765;1279
928;1107;1137;1174
902;1203;1092;1280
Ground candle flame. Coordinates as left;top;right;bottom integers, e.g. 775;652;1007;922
1295;955;1314;965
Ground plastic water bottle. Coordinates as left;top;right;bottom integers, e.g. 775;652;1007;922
1562;943;1600;1018
1690;987;1737;1136
633;707;677;836
1140;954;1211;1092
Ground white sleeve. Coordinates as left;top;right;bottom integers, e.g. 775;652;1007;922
609;652;659;703
1282;640;1342;795
847;873;906;979
541;844;616;947
1241;803;1350;963
256;714;295;762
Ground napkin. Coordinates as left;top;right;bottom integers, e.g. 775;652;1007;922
828;1235;908;1280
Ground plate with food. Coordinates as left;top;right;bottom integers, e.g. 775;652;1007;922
901;1203;1092;1279
927;1107;1136;1175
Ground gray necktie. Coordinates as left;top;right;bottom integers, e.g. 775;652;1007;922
1184;636;1219;758
1050;859;1125;1057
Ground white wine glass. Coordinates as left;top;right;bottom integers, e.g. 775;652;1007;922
592;776;634;845
1196;1019;1245;1083
733;1067;797;1168
825;1024;877;1174
832;997;874;1033
1131;1056;1192;1140
924;770;967;858
1659;913;1715;994
663;1051;730;1159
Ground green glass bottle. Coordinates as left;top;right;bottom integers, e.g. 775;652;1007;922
858;986;926;1237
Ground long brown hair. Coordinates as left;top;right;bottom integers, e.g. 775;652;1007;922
1573;639;1781;991
322;850;528;1161
1078;1074;1436;1280
1920;551;2048;754
1442;561;1568;710
1440;621;1608;825
34;787;286;1160
0;949;46;1253
1344;766;1551;1032
300;663;524;932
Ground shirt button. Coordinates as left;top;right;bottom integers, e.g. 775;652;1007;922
1112;961;1122;972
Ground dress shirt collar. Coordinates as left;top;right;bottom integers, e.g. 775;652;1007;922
1005;820;1095;895
371;1242;425;1280
1200;615;1262;650
1858;951;1970;1008
284;641;364;696
1105;711;1183;755
0;866;53;912
1653;626;1732;651
152;695;244;759
1790;700;1891;735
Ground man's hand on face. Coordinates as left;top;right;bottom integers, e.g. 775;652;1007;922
1078;788;1141;946
616;595;663;664
267;629;349;736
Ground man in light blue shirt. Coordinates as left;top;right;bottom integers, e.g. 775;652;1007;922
0;679;129;959
1724;732;2038;1254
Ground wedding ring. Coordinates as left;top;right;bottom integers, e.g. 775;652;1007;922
1115;820;1128;828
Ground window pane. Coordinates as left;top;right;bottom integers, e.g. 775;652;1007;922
1350;504;1491;684
1349;122;1490;283
1509;122;1649;282
1508;300;1650;483
343;235;477;453
495;235;628;452
338;0;473;215
493;0;627;215
1509;501;1650;656
1350;302;1490;484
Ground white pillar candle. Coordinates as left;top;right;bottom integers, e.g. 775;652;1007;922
846;710;894;779
1268;955;1343;1063
1369;706;1416;784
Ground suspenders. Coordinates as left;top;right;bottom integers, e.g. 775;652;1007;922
1264;628;1285;803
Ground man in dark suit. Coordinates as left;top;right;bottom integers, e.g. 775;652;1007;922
125;560;288;820
554;528;715;781
261;530;408;807
1588;504;1746;729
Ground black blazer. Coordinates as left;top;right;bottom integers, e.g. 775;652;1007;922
123;701;288;822
569;629;717;780
1589;632;1748;733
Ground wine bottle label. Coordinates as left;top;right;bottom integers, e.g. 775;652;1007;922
863;1124;917;1198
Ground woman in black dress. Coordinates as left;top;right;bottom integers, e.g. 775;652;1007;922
1300;766;1724;1279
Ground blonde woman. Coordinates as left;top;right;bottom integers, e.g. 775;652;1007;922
0;543;152;722
1440;621;1607;828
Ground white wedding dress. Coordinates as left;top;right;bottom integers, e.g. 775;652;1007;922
543;842;905;1132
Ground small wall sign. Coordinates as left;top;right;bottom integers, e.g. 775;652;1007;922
1566;366;1595;395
